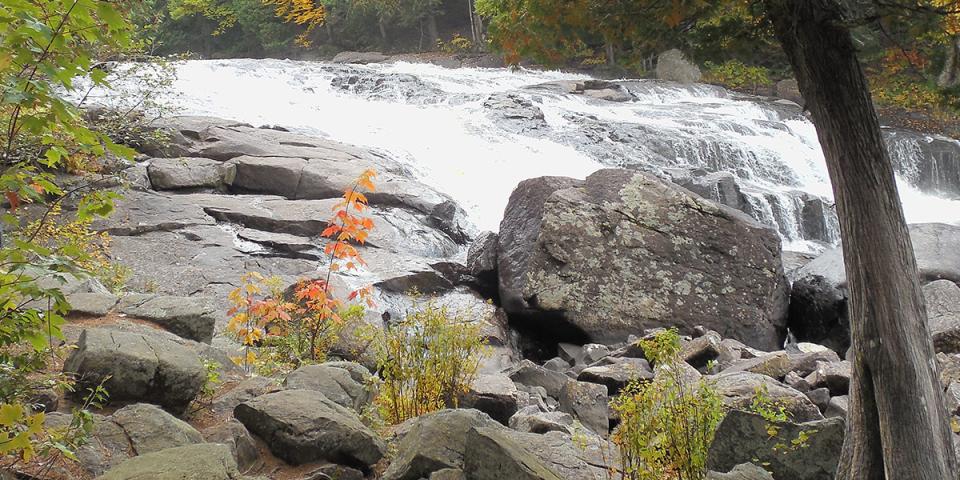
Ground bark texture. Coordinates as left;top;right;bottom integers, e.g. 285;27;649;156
764;1;958;478
940;35;960;89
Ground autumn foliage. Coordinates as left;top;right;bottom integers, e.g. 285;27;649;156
226;170;377;372
263;0;326;46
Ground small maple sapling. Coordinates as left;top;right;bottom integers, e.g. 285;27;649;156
226;170;378;370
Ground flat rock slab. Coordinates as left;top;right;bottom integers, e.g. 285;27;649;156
148;157;229;190
93;190;215;235
119;294;218;343
95;443;243;480
233;389;385;468
67;292;120;316
64;328;205;414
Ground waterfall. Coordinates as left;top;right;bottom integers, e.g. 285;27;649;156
78;59;960;253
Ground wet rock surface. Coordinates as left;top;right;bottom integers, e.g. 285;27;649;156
789;222;960;352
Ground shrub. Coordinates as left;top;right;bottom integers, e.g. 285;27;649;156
0;0;137;472
746;384;816;454
226;272;293;374
437;34;474;54
0;382;106;468
703;60;772;94
225;170;377;373
368;297;488;425
610;329;725;480
18;205;131;294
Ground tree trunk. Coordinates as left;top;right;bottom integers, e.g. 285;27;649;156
426;14;440;47
467;0;477;43
605;43;615;65
378;18;388;45
939;35;960;89
764;1;958;479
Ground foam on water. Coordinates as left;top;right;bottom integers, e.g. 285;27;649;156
79;58;960;251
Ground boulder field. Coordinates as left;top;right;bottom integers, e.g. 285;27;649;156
43;115;960;479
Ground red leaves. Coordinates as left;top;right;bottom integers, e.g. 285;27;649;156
5;192;19;212
323;170;377;275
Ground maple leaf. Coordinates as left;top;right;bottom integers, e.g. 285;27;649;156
4;192;20;212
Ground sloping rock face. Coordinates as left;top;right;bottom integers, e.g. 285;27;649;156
789;222;960;352
499;169;789;350
86;116;521;366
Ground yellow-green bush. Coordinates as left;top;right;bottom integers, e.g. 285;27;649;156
19;205;131;294
437;34;474;54
703;60;772;94
368;298;488;425
610;329;725;480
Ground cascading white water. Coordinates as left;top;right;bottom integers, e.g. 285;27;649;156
81;58;960;253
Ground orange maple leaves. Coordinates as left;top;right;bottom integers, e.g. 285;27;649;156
321;168;377;279
225;169;378;370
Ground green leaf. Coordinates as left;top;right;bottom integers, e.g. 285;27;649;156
0;403;24;426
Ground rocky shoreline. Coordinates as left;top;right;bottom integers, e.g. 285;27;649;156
32;115;960;479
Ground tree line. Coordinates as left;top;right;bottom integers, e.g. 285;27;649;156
134;0;481;57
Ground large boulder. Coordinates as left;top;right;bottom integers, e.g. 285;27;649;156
463;427;563;480
559;380;609;436
924;280;960;353
498;170;788;350
707;410;845;480
283;363;373;411
118;294;218;343
708;463;775;480
491;428;618;480
95;444;243;480
64;328;205;414
790;223;960;352
459;374;522;424
498;176;582;316
233;389;385;469
203;418;261;472
656;49;702;84
382;409;501;480
45;404;204;477
109;404;203;455
711;372;823;422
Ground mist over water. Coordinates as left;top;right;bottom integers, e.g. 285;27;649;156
85;59;960;253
